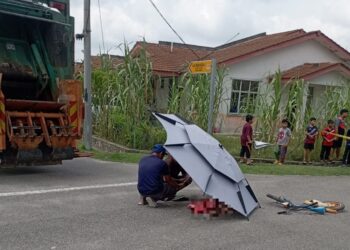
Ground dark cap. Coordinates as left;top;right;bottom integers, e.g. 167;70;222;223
151;144;166;154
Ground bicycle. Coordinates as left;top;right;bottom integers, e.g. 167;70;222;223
266;194;345;214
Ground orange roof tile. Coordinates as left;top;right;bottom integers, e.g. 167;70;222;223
213;29;306;64
132;29;350;76
75;55;124;74
281;63;350;81
132;42;211;76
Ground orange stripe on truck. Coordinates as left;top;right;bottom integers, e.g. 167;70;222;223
69;102;78;134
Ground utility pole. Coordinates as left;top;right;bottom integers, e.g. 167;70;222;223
83;0;92;150
207;59;217;134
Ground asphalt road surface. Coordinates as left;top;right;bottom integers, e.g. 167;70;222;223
0;158;350;250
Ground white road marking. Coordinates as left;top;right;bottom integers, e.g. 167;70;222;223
0;182;137;198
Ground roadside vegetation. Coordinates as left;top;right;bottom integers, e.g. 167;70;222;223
87;43;350;163
89;43;164;149
250;71;350;161
87;43;224;150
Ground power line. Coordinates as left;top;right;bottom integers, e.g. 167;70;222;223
148;0;241;63
98;0;106;53
148;0;201;59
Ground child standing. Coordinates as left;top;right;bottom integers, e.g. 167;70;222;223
332;109;348;160
342;129;350;165
303;117;318;164
240;114;253;165
275;119;292;165
320;120;336;163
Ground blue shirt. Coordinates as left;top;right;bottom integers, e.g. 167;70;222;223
137;155;169;195
305;125;318;144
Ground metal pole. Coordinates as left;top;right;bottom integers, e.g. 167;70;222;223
83;0;92;150
207;59;217;134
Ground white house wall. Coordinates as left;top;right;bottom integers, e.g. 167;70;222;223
218;40;343;132
309;72;346;86
308;72;347;113
156;78;170;112
225;40;340;79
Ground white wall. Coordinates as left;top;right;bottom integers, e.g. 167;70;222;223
310;72;347;86
156;78;170;112
220;40;343;114
308;72;347;110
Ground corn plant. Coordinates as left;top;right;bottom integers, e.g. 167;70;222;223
91;68;119;140
91;46;227;148
255;70;287;141
91;42;166;149
284;78;306;130
167;76;183;114
167;68;225;130
316;83;350;122
253;70;350;160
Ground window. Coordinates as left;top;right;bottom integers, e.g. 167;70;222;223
160;78;166;89
230;79;259;114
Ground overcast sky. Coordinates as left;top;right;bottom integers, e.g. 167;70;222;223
71;0;350;61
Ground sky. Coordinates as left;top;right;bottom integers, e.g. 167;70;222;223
70;0;350;61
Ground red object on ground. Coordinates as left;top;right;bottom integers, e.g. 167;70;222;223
188;198;233;218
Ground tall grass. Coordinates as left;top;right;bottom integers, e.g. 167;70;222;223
255;70;286;141
167;69;225;129
254;71;350;161
92;43;165;149
91;43;224;149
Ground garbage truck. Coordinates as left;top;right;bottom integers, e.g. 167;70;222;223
0;0;84;166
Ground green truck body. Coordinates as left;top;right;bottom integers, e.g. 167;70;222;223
0;0;84;166
0;0;74;100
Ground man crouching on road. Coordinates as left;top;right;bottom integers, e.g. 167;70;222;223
138;144;191;207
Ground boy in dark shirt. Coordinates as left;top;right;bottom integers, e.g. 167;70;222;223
303;117;318;164
320;120;336;163
240;114;253;165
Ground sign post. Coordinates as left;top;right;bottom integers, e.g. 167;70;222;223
207;59;217;134
188;59;216;134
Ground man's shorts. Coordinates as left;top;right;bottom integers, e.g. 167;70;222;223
304;143;314;150
332;138;343;149
149;183;177;201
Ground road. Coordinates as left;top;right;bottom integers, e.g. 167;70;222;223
0;158;350;250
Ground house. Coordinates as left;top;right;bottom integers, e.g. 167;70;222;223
131;29;350;133
75;54;124;75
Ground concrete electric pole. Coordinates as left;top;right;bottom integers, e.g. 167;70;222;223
83;0;92;150
207;59;217;134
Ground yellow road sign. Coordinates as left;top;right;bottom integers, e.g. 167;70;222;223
188;60;212;74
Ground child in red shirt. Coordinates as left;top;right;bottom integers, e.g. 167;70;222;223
240;115;253;165
320;120;336;163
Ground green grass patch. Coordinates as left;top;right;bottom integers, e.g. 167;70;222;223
87;148;350;176
214;134;339;162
